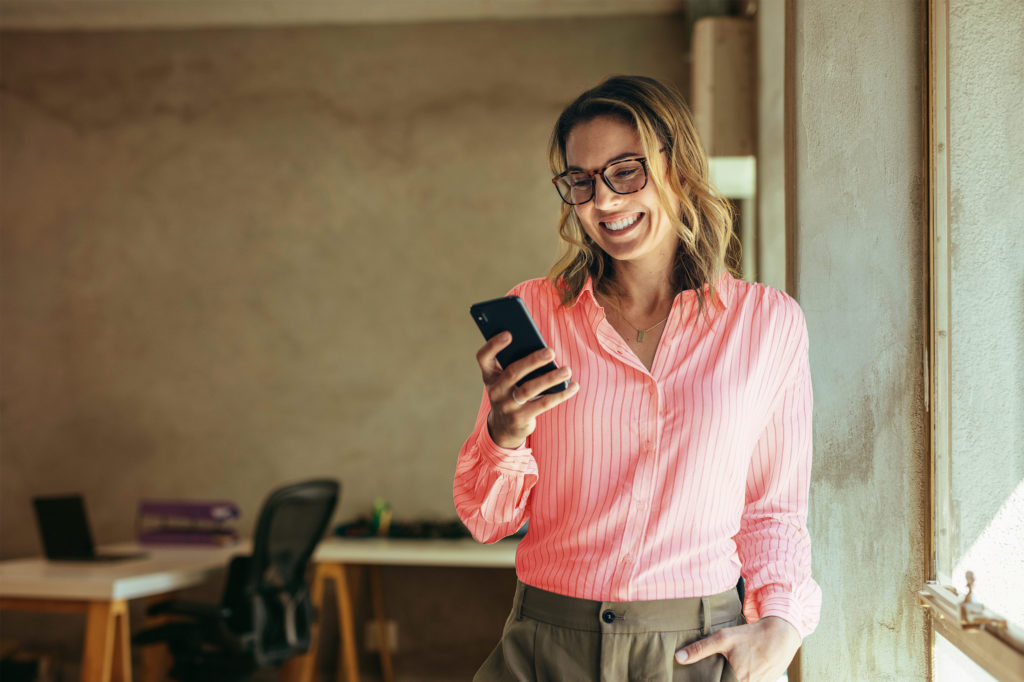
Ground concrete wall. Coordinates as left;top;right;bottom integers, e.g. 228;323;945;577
756;0;786;293
946;0;1024;625
0;16;690;678
791;2;929;680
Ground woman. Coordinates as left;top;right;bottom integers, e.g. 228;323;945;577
454;75;820;682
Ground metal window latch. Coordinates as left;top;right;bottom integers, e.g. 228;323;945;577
960;571;1009;630
919;572;1024;663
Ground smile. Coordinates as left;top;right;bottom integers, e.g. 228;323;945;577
601;213;643;232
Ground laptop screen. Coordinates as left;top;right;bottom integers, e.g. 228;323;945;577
33;495;96;560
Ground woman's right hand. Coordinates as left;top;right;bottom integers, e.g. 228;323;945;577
476;332;580;449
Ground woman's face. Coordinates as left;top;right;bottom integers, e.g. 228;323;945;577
564;116;679;272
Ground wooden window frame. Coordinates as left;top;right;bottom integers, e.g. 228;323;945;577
922;1;1024;679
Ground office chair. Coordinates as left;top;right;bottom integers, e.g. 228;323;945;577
133;478;340;682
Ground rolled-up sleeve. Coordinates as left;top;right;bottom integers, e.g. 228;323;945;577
735;310;821;638
453;389;538;544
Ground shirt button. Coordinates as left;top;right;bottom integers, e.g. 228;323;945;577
602;609;616;623
636;500;649;512
623;555;635;564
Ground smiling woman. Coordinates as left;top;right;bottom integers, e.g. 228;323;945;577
561;117;681;295
454;75;820;682
547;76;737;320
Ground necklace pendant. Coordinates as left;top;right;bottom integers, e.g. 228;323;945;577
636;330;645;343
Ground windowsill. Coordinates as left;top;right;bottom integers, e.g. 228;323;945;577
919;582;1024;681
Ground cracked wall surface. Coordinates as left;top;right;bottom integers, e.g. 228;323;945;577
791;1;929;680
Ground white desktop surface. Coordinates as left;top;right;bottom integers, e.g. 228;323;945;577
312;536;519;568
0;542;247;601
0;536;518;602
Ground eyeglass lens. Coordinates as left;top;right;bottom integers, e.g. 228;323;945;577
555;159;647;205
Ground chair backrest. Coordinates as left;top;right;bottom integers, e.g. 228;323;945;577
247;478;339;666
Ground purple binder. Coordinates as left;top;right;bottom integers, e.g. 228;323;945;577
137;499;240;546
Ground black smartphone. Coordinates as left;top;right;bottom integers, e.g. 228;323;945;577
470;296;568;396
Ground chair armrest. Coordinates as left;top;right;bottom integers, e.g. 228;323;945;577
146;598;231;621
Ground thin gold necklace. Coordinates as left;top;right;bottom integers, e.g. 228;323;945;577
602;296;670;343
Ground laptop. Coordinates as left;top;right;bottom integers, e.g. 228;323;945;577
32;494;147;562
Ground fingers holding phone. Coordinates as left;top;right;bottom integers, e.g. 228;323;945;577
475;331;514;386
499;348;574;406
471;297;581;449
484;347;579;450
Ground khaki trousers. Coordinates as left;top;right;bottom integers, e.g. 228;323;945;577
475;582;743;682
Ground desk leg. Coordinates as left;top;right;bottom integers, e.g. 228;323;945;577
278;654;305;682
368;567;394;682
82;599;132;682
288;562;360;682
332;563;360;682
139;595;181;682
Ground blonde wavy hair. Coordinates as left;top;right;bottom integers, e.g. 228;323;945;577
547;75;739;317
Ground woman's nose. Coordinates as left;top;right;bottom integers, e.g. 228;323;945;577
592;178;622;210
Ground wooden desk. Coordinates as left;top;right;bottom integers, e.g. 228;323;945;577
0;543;244;682
293;537;519;682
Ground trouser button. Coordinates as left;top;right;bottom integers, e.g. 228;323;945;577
602;609;616;624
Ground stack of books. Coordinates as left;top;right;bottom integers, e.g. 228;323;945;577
136;499;240;546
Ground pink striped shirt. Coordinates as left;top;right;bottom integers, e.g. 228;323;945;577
454;273;821;637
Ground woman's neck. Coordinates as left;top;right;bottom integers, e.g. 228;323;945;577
602;250;677;315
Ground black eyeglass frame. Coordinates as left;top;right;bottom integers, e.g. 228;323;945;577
551;156;653;206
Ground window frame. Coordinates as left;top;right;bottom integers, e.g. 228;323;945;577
923;1;1024;679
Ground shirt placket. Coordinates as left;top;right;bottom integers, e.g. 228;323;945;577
587;297;667;596
615;376;661;595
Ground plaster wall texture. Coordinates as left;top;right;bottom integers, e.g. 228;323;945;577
790;2;928;680
0;17;690;675
946;0;1024;625
756;0;785;292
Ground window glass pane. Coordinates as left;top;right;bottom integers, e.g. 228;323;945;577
947;482;1024;626
945;0;1024;627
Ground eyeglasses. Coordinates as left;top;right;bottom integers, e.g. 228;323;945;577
551;156;651;206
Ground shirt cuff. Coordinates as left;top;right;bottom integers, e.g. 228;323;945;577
744;584;817;639
479;427;536;475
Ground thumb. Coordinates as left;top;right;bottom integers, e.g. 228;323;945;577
675;631;727;665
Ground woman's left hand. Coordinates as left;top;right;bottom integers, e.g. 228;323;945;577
674;616;802;682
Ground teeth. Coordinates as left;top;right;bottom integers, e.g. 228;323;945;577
605;214;640;231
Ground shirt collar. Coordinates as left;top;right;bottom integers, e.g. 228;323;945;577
570;276;598;308
710;269;734;308
566;269;734;311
